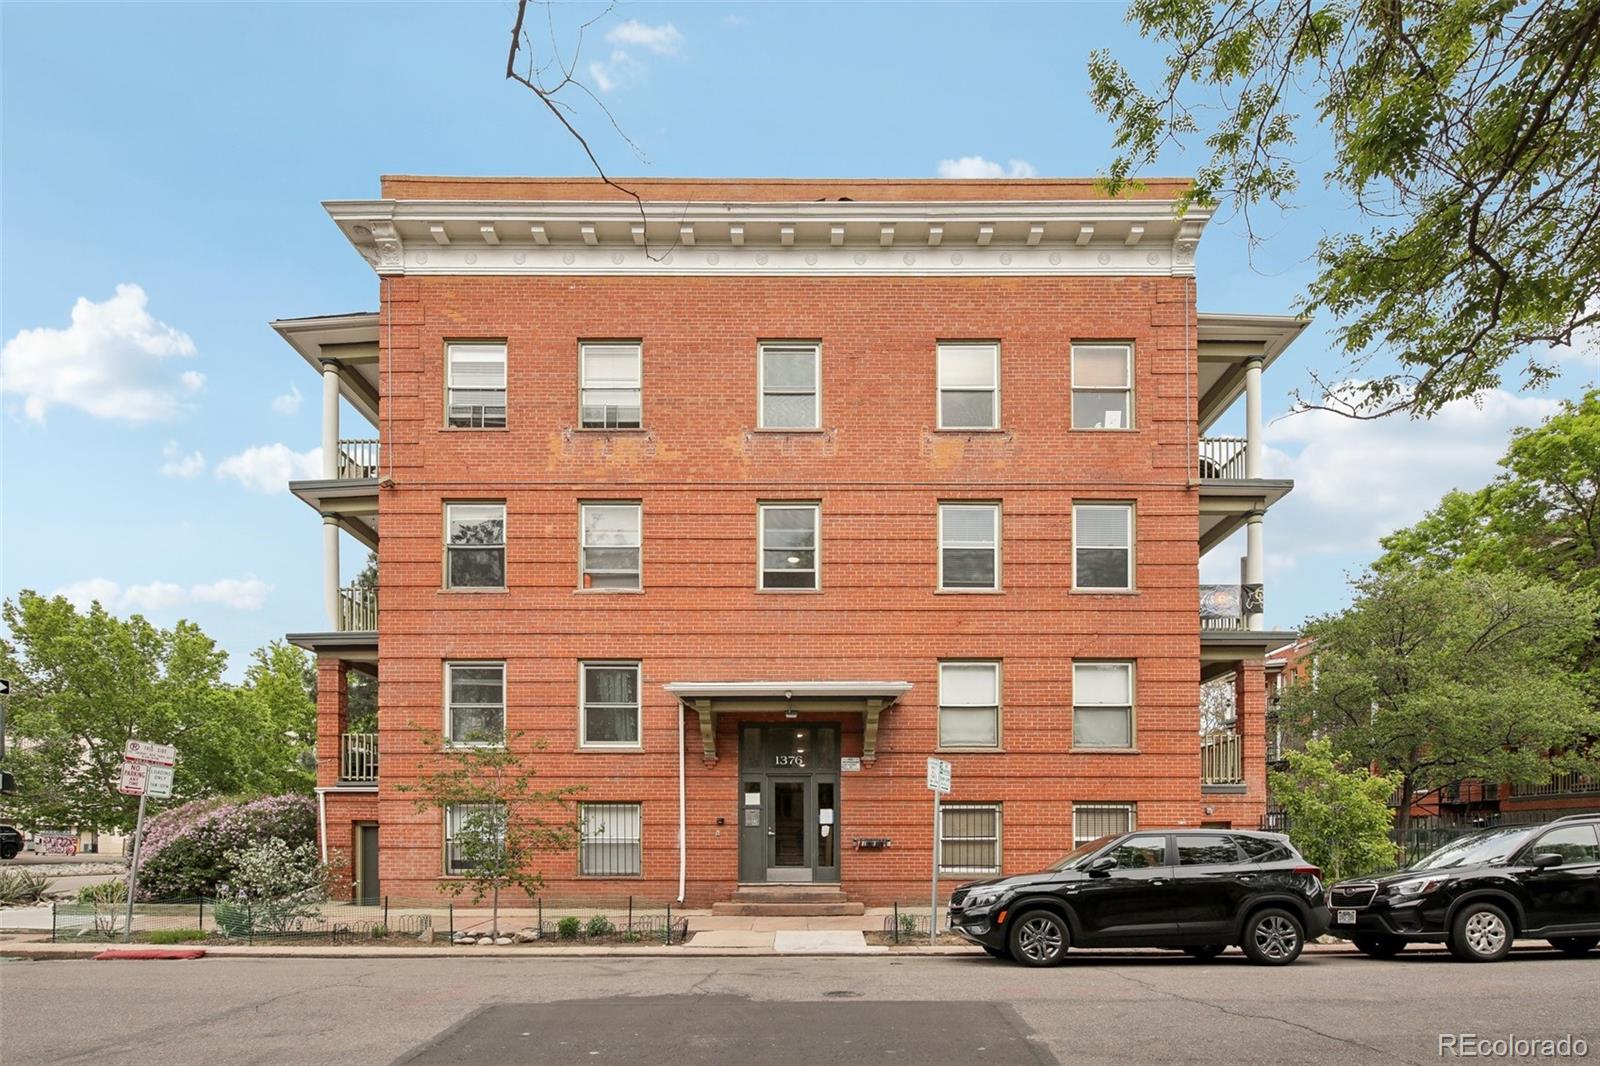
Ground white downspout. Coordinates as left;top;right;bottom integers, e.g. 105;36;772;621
317;788;328;864
677;699;687;904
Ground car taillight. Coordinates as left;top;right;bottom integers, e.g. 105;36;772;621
1292;865;1321;878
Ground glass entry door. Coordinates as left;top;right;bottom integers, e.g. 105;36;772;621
737;724;841;884
767;776;811;880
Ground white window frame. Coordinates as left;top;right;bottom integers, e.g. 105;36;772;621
1072;502;1135;591
579;661;643;750
578;801;644;877
444;802;504;875
938;503;1001;591
757;503;821;591
444;502;507;590
1072;802;1136;846
939;803;1002;875
444;661;506;747
445;342;508;429
938;660;1001;749
757;342;822;430
579;502;642;591
579;341;643;429
1072;661;1136;749
1071;343;1134;430
936;342;1000;430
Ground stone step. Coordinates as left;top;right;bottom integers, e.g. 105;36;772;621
709;901;867;916
730;885;851;903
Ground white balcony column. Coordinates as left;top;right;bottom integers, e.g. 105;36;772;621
322;516;341;629
320;359;340;480
1241;510;1265;631
1244;356;1264;479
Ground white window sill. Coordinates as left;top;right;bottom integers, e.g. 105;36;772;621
1069;747;1141;755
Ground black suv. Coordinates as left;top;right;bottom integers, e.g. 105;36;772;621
947;828;1330;967
1328;812;1600;962
0;825;23;860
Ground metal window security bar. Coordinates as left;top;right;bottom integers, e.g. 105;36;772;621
939;804;1001;874
1073;803;1135;845
446;342;508;428
579;803;643;876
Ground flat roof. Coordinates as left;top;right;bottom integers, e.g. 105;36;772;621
378;175;1196;203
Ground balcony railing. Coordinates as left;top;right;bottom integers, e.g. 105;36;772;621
1198;436;1248;479
1201;729;1244;785
340;732;378;783
1509;771;1600;798
1200;584;1245;630
336;438;380;480
338;584;377;632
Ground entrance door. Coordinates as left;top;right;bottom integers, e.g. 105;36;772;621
355;824;380;903
768;776;812;881
737;724;841;884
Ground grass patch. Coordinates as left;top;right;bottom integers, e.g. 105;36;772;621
140;929;209;945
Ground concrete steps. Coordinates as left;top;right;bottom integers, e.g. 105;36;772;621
710;884;866;917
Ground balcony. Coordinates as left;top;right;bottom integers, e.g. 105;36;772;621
1200;584;1247;630
1198;436;1248;480
339;732;378;784
1201;729;1244;788
1509;771;1600;798
335;438;379;480
338;585;377;632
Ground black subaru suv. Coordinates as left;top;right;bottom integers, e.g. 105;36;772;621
946;828;1330;967
1327;812;1600;962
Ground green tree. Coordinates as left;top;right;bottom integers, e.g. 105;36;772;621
1269;740;1401;881
0;592;315;833
399;730;580;937
1280;569;1598;836
1089;0;1600;417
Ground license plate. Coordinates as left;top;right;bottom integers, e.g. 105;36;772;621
1337;909;1356;925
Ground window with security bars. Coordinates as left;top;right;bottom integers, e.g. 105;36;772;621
939;661;1000;748
759;343;820;429
580;342;642;428
579;802;643;876
937;342;998;429
940;503;999;590
1073;803;1135;845
940;804;1001;874
1074;503;1133;590
581;503;641;589
581;662;641;747
446;343;507;428
445;662;505;745
759;504;819;590
1073;661;1134;748
445;502;506;588
1072;344;1133;429
445;803;504;875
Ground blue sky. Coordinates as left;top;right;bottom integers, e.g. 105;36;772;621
3;1;1595;676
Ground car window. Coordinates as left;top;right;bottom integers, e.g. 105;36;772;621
1410;827;1529;870
1527;824;1600;865
1108;835;1167;868
1178;834;1243;866
1234;835;1290;862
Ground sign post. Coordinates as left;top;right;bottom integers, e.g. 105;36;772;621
926;757;951;946
119;740;177;942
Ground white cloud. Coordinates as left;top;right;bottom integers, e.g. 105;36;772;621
214;443;322;493
54;576;271;613
606;19;682;55
589;49;644;93
159;441;206;479
271;382;304;415
0;284;201;422
937;156;1039;180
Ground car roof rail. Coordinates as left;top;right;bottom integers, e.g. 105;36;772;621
1546;812;1600;825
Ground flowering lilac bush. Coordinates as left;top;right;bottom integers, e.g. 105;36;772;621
135;794;316;900
214;839;328;937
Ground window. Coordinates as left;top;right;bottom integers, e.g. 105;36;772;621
1235;835;1292;863
759;343;820;429
1073;662;1134;748
445;803;503;874
581;662;641;747
580;503;641;590
1074;803;1135;846
940;804;1001;874
1179;834;1244;866
937;342;998;429
1074;503;1133;590
939;661;1000;748
445;663;505;744
940;504;999;590
1108;833;1168;868
445;503;506;588
759;504;819;590
1072;344;1132;429
579;802;643;876
446;342;507;428
580;342;642;428
1528;824;1600;865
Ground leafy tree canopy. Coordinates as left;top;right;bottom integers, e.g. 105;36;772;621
1090;0;1600;417
1268;739;1400;880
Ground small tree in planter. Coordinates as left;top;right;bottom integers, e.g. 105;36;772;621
400;729;581;939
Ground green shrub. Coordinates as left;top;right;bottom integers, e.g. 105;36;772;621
897;912;918;938
0;869;52;906
214;838;326;935
136;794;316;900
619;930;643;943
369;924;388;939
555;916;582;940
585;914;615;938
212;899;253;939
76;880;127;904
143;928;207;944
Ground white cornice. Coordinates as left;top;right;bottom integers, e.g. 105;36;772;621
325;198;1212;279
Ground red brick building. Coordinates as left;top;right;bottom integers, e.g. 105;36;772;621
276;177;1303;908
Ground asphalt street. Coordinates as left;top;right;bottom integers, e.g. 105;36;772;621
1;949;1596;1066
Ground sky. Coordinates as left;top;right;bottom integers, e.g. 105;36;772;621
2;1;1595;676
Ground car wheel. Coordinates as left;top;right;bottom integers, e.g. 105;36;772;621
1448;902;1513;962
1241;908;1305;966
983;944;1012;960
1548;936;1599;956
0;845;17;860
1352;934;1407;959
1183;944;1226;960
1007;910;1069;967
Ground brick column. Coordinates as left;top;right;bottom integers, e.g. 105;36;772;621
1234;658;1268;807
316;657;349;789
